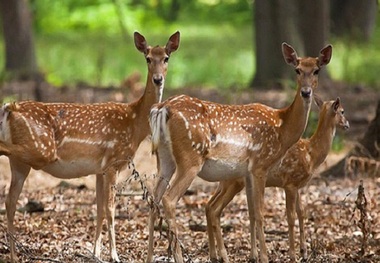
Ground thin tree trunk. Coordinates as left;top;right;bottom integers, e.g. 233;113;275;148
111;0;130;41
297;0;330;84
251;0;302;88
297;0;329;56
251;0;332;89
330;0;377;41
0;0;38;78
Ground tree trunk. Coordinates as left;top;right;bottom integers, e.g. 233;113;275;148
251;0;302;88
322;100;380;177
358;100;380;159
330;0;377;42
297;0;329;57
157;0;180;22
251;0;331;89
0;0;38;78
297;0;331;84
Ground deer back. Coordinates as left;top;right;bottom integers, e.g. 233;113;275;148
0;101;136;172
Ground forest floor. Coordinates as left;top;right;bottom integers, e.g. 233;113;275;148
0;80;379;262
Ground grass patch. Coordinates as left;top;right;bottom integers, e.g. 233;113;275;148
37;32;145;87
34;25;254;89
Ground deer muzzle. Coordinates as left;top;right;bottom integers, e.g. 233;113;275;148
342;120;350;130
300;87;312;98
153;74;164;86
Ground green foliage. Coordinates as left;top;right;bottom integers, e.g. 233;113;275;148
1;95;18;104
329;19;380;89
171;25;253;88
1;0;379;90
303;109;318;139
331;134;345;152
34;24;254;88
37;32;145;87
32;0;146;35
178;0;252;26
329;39;380;88
21;0;254;88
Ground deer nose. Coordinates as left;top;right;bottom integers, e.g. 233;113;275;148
343;121;350;130
153;75;163;86
301;87;312;98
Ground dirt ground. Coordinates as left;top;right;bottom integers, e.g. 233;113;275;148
0;80;379;262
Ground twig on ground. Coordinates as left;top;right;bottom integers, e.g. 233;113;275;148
116;192;144;197
351;179;370;256
29;256;62;262
75;246;104;263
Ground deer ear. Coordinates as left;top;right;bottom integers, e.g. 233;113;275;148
332;97;341;112
313;94;324;109
318;44;332;67
166;31;180;55
282;42;298;67
134;31;148;54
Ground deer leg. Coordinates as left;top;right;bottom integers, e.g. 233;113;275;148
146;206;159;263
245;174;258;262
146;147;176;263
217;180;245;262
206;186;222;262
104;170;120;262
94;173;106;260
295;191;307;260
206;180;244;263
285;188;297;261
247;170;268;263
147;192;168;263
162;166;199;263
6;159;31;263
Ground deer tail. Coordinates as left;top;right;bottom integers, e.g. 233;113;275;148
149;106;169;153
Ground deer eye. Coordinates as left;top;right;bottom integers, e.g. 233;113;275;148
313;69;320;75
295;68;301;75
341;110;344;115
164;57;169;63
146;57;151;64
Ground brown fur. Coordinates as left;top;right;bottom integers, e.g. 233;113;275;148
3;31;180;263
146;43;332;263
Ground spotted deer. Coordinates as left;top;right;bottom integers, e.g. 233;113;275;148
206;95;349;262
1;31;180;263
146;43;332;263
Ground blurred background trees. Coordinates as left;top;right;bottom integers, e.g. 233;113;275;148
0;0;38;79
253;0;377;87
252;0;330;87
0;0;379;177
0;0;379;90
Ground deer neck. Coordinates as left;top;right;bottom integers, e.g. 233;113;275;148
278;87;312;151
138;72;162;109
130;75;162;145
308;114;336;170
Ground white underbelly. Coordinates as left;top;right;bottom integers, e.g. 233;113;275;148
198;158;249;182
42;158;102;179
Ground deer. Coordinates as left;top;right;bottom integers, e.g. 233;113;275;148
146;42;332;263
206;95;349;262
0;31;180;263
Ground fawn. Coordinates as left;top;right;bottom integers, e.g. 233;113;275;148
206;95;349;262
